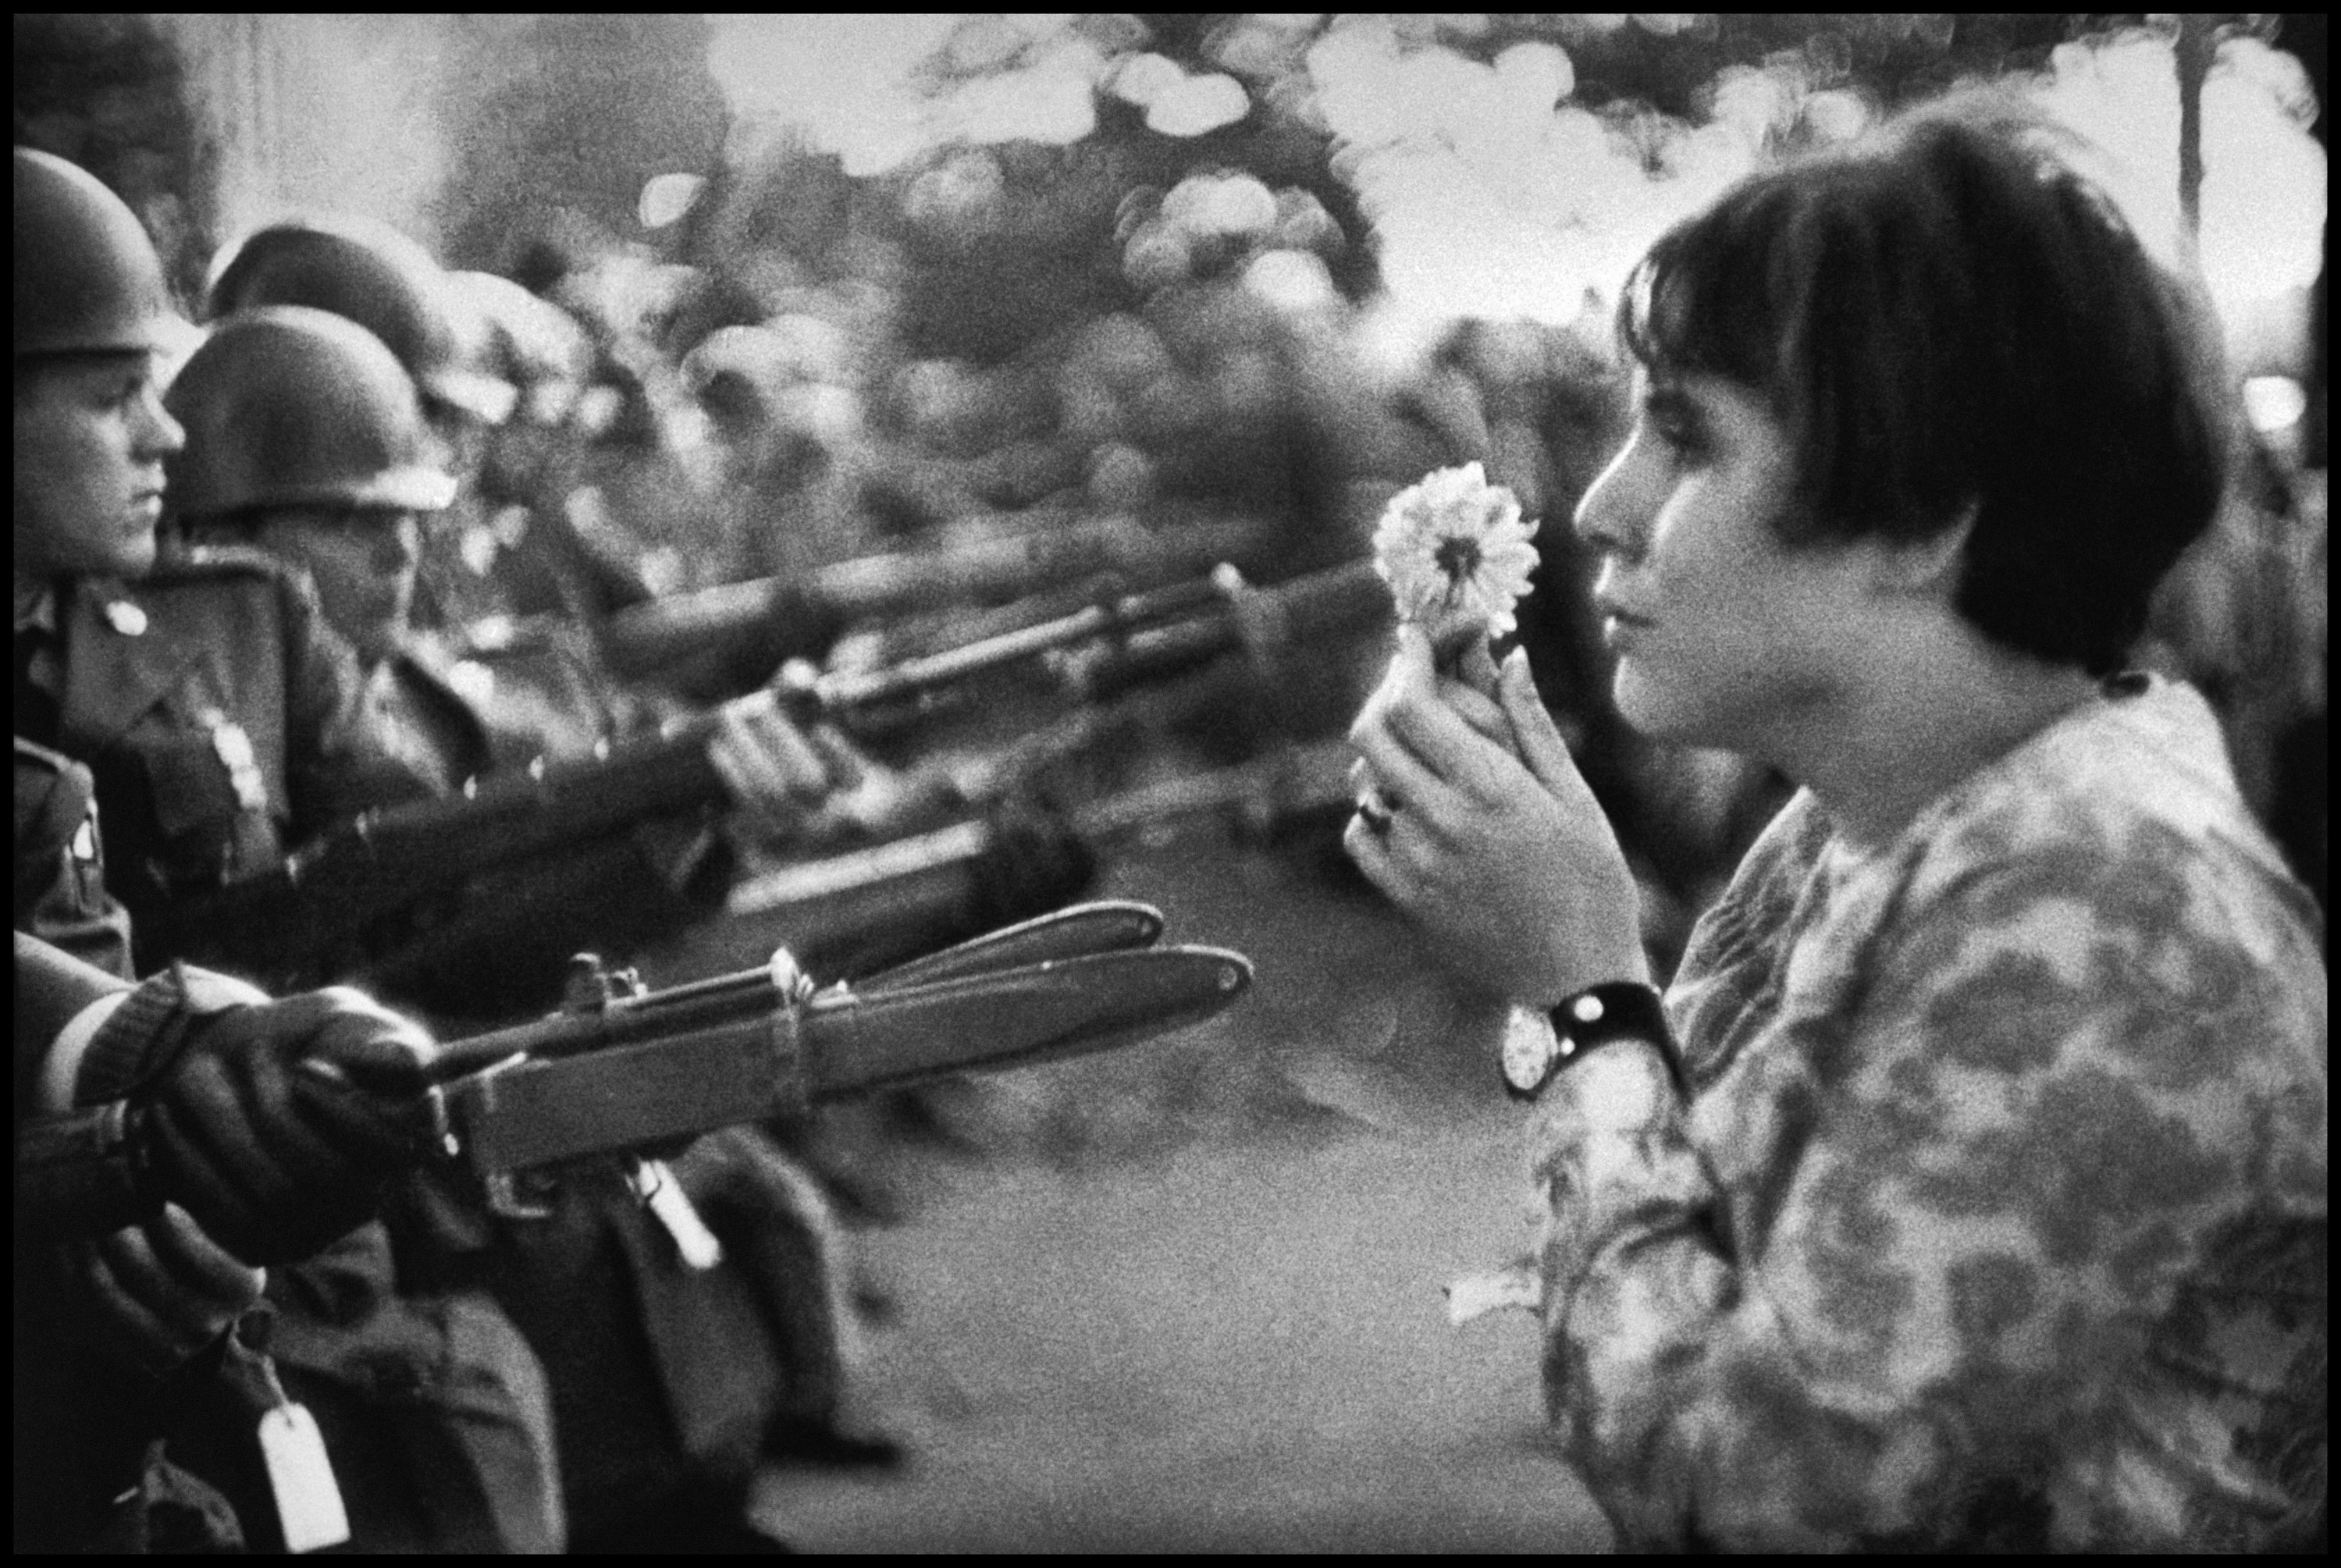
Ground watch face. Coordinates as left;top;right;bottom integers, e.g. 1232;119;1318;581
1501;1009;1558;1095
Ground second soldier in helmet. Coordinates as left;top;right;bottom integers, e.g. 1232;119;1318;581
180;237;887;1552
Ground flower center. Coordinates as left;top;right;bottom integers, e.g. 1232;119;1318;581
1432;535;1482;584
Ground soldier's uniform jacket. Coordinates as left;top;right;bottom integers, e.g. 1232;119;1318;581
13;737;133;980
1514;675;2326;1551
27;543;439;972
344;621;717;1017
18;546;565;1552
346;617;639;802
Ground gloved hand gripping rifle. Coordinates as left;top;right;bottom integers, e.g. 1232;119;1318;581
20;905;1254;1239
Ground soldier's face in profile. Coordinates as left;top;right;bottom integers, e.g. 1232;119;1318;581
13;352;183;581
252;506;422;664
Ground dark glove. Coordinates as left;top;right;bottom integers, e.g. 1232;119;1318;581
98;973;443;1265
77;1202;269;1378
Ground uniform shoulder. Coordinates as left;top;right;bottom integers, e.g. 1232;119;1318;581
123;542;326;630
14;734;84;779
141;539;295;585
13;737;97;856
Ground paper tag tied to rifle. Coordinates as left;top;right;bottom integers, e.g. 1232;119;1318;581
632;1157;725;1271
200;707;269;815
258;1401;350;1554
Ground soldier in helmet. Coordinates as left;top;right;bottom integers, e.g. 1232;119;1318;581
165;290;882;1553
16;144;564;1554
206;215;671;631
205;214;519;438
165;302;878;995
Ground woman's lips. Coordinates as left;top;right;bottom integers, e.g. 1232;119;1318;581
1595;596;1654;648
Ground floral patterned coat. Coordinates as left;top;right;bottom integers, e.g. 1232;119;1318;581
1528;674;2326;1550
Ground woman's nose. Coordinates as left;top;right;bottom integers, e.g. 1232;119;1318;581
1573;439;1650;560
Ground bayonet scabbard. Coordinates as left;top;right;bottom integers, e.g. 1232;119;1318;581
446;1004;807;1172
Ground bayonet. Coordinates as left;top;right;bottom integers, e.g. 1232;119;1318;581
433;903;1251;1178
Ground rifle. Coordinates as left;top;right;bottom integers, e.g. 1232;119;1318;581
21;907;1254;1234
674;737;1360;983
592;510;1275;682
429;902;1251;1211
162;560;1388;983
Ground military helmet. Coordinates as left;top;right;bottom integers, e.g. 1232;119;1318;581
165;305;458;519
205;216;517;425
15;147;179;357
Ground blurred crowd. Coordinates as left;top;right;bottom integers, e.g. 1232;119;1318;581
407;155;2329;935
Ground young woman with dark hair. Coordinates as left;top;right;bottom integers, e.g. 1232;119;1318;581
1347;105;2325;1551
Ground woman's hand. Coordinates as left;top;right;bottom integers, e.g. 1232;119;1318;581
1346;628;1648;1007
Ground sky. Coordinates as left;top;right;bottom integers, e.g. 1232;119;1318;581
703;14;2325;362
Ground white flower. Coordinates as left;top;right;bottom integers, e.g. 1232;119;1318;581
1372;462;1539;645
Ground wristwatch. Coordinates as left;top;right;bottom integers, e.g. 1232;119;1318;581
1502;982;1687;1102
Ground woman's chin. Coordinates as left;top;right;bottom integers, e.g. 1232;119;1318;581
1612;669;1695;745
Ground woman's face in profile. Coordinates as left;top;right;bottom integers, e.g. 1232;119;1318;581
1572;369;1878;757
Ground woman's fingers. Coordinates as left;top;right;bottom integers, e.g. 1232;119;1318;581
1342;809;1408;900
1500;647;1596;805
1379;682;1524;809
1438;677;1510;748
1349;709;1452;830
1455;636;1502;701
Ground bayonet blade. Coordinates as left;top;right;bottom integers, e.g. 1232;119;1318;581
853;900;1164;993
807;946;1251;1098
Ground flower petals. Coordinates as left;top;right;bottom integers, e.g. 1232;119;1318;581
1372;461;1541;642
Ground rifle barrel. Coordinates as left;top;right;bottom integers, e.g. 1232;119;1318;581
431;960;792;1079
724;738;1356;920
1070;559;1388;699
807;576;1227;714
599;514;1269;680
170;558;1379;981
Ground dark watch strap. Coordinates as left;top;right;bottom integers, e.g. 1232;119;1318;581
1503;982;1688;1102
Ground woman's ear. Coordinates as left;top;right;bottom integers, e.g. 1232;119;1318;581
1866;502;1976;602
